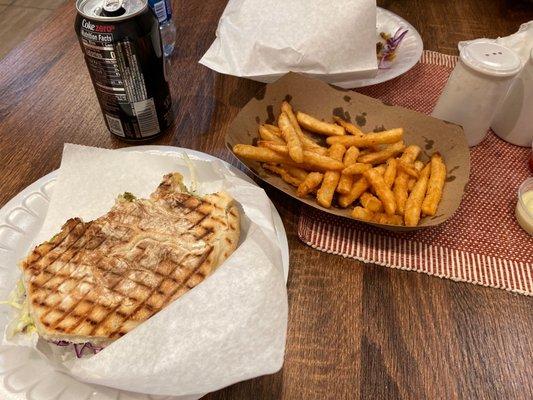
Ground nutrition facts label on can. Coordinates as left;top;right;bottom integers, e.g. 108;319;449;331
80;32;160;138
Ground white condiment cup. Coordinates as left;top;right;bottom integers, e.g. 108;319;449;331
491;48;533;147
516;177;533;236
432;42;522;147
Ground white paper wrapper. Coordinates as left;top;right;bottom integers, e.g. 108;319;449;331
6;144;288;397
200;0;378;85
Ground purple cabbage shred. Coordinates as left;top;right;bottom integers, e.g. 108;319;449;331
378;27;409;69
52;340;103;358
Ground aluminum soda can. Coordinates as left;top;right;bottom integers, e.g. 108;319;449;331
75;0;173;140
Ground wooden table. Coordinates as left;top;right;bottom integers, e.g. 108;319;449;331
1;1;532;399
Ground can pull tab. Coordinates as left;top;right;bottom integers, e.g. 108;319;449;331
101;0;125;16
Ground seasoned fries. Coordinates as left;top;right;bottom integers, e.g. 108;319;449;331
360;192;383;212
393;145;422;215
341;163;372;176
326;128;403;147
317;144;346;208
383;158;398;188
233;144;289;164
363;168;396;215
297;112;345;136
408;161;425;191
421;153;446;216
397;160;420;178
258;141;289;155
338;176;370;208
281;101;327;155
263;164;303;187
232;102;448;227
405;164;431;226
259;125;285;144
285;166;309;182
351;206;404;225
357;141;405;164
278;112;304;163
333;116;364;136
337;146;359;194
297;172;323;197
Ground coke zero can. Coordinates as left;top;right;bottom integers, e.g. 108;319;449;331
75;0;172;140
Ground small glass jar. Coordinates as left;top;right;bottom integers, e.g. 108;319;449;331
492;48;533;147
516;177;533;236
432;42;522;147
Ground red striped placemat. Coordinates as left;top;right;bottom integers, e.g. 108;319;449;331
298;50;533;296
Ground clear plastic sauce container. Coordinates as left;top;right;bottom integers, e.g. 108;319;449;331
432;42;522;147
516;178;533;236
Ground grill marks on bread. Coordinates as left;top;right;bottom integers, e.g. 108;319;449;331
20;173;240;343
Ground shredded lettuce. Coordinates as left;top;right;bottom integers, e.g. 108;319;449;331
182;152;198;195
1;279;36;336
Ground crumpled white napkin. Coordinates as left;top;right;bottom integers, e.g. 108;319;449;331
200;0;378;85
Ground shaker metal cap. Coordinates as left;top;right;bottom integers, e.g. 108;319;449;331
460;42;522;77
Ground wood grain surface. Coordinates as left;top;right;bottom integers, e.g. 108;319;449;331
0;0;532;399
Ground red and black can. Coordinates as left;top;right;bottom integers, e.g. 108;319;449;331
75;0;172;141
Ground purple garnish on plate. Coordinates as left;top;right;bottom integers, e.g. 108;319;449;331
378;27;409;69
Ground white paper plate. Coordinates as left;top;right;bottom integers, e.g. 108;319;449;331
334;7;423;88
0;146;289;400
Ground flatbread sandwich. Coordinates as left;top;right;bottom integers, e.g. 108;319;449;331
3;173;240;355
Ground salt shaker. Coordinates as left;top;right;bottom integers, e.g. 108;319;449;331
491;48;533;147
432;42;522;147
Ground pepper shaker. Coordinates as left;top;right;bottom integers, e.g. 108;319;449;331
432;42;522;147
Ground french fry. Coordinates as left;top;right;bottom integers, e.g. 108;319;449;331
281;101;327;155
383;158;398;188
302;151;344;171
408;161;425;191
258;141;289;154
264;124;281;134
341;163;372;176
360;192;383;212
332;116;364;136
284;165;309;182
297;172;323;197
301;138;328;155
278;112;304;163
351;206;403;225
338;176;370;207
404;164;431;227
374;213;404;225
326;128;403;147
393;145;422;215
397;160;420;178
357;141;405;164
262;164;303;187
351;206;374;221
337;146;360;194
374;164;387;175
233;144;290;164
259;125;285;144
316;144;346;208
296;111;345;136
421;153;447;216
363;168;396;215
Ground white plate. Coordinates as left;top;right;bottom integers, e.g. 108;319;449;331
334;7;423;88
0;146;289;400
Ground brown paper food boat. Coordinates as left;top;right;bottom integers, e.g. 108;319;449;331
225;73;470;231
